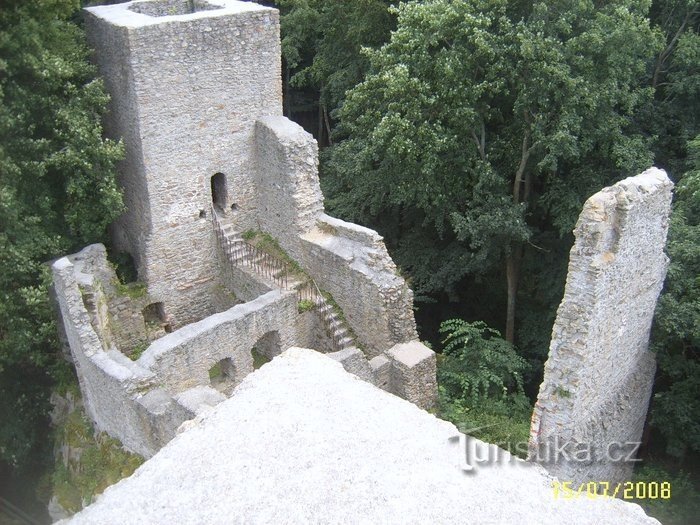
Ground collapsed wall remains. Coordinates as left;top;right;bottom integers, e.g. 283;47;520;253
529;168;673;485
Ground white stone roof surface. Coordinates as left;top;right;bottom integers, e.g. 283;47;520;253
63;348;658;525
85;0;272;28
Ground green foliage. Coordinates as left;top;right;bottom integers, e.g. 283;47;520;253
438;393;532;458
437;319;532;457
52;408;143;513
631;463;700;525
128;342;149;362
251;348;271;370
208;362;223;381
112;279;147;300
645;0;700;176
277;0;396;131
438;319;527;404
651;135;700;458
297;299;315;313
324;0;660;299
244;230;305;276
0;0;123;471
108;251;137;284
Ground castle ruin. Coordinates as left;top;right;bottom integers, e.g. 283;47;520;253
50;0;673;513
51;0;436;458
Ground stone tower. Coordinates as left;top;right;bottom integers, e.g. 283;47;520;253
85;0;282;327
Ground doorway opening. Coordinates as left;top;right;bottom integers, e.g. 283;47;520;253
210;173;227;211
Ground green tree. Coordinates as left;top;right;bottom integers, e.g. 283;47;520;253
650;135;700;459
324;0;660;343
646;0;699;177
277;0;396;144
438;319;527;403
437;319;531;455
0;0;123;472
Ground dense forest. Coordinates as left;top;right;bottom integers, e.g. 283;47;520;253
0;0;698;522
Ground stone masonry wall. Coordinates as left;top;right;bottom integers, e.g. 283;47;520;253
52;245;302;456
51;248;186;457
85;13;151;270
139;290;299;392
69;1;438;455
301;215;418;357
252;115;418;355
84;1;282;328
529;168;673;485
254;116;324;263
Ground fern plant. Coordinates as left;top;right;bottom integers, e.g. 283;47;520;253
438;319;527;405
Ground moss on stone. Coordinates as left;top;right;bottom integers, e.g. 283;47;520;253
52;399;144;514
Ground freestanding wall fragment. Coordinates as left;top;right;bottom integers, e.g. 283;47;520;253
528;168;673;485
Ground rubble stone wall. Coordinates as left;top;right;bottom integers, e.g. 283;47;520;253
529;168;673;485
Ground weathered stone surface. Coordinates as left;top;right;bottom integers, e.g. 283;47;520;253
301;214;418;356
529;168;673;485
387;341;438;411
61;348;658;525
51;244;435;457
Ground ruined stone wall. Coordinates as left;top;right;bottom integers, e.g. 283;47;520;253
84;14;151;270
51;245;297;456
139;290;299;392
51;248;189;457
52;243;437;457
300;215;418;357
66;1;438;456
529;168;673;485
84;0;282;328
254;117;324;263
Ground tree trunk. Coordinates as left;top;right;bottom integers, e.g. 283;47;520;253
323;103;333;146
505;131;531;344
505;246;522;344
284;66;291;118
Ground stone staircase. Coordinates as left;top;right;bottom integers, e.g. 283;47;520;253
299;284;355;352
212;209;355;353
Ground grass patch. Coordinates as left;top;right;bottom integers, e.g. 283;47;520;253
553;385;572;398
242;230;306;279
208;361;222;380
112;279;147;300
297;299;315;313
438;389;532;459
631;463;700;525
129;341;149;361
251;348;271;369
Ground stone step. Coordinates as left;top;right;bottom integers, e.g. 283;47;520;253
318;304;333;316
332;327;348;340
328;318;343;330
